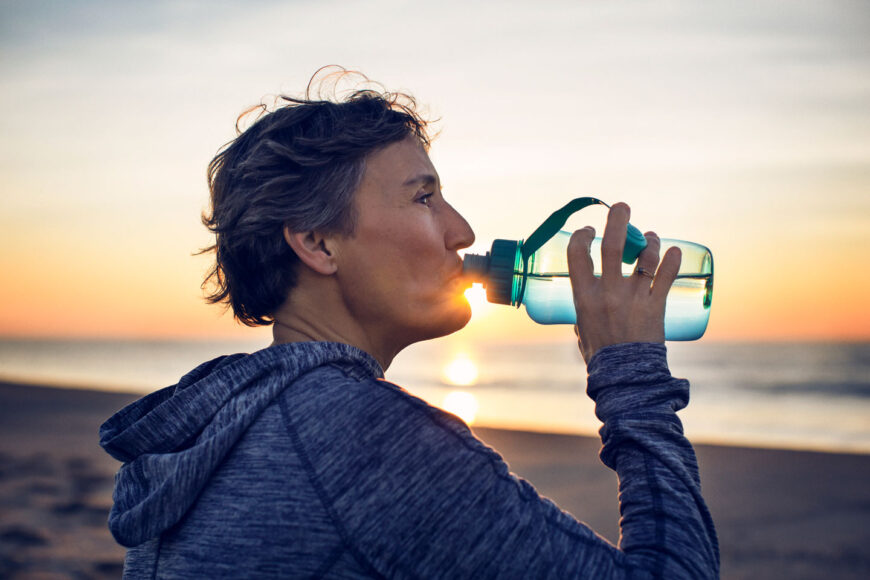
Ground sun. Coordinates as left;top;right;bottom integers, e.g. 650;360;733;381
464;283;497;317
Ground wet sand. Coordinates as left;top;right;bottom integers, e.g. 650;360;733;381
1;381;868;579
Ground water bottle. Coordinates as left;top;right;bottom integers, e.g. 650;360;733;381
462;197;714;341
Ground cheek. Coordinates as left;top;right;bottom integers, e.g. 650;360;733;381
381;233;445;277
347;218;449;296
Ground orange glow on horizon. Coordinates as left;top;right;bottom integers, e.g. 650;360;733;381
2;167;868;345
1;261;867;342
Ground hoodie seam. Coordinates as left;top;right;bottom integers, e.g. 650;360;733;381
277;394;386;580
150;535;163;580
312;542;347;579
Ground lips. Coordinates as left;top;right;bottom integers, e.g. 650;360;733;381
452;277;473;290
447;262;472;288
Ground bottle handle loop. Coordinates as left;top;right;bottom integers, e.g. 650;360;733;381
516;196;647;306
520;197;608;263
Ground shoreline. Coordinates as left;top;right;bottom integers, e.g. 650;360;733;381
4;376;868;457
1;381;869;579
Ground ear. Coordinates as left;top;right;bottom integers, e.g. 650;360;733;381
283;226;338;276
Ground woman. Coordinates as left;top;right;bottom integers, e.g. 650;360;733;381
100;73;719;578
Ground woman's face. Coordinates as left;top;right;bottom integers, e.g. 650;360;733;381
331;136;475;351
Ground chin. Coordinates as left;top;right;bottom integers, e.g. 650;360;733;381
409;301;472;343
444;303;473;333
436;300;473;337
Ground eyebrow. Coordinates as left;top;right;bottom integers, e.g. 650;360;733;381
401;173;438;188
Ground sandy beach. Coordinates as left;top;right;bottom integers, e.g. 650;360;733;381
1;381;868;579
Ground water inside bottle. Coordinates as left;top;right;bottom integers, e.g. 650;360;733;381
660;274;714;340
522;272;713;341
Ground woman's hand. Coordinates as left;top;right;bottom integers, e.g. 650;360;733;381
567;203;682;363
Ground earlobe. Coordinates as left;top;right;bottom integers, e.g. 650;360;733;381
283;226;338;275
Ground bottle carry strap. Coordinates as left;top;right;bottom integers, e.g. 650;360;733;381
516;196;647;306
520;197;608;263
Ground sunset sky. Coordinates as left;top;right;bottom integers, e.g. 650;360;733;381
1;0;868;343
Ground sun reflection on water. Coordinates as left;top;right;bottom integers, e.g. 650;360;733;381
443;354;479;386
441;353;481;424
442;390;479;425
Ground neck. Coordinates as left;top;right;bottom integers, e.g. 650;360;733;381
270;279;398;371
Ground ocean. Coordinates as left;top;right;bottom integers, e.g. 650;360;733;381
0;337;867;454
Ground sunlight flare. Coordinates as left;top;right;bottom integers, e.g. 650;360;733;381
464;284;492;315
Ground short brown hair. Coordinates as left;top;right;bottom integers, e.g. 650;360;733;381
200;69;431;326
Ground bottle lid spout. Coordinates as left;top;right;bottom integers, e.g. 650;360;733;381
462;253;490;283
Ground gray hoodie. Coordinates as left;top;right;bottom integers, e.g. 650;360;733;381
100;341;718;578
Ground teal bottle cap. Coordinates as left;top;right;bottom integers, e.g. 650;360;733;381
623;223;647;264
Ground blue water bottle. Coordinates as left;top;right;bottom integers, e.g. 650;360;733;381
462;197;714;341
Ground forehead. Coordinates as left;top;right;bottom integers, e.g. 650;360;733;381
360;137;437;193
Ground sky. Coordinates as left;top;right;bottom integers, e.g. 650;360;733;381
1;0;868;343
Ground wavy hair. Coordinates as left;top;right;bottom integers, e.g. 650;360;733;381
200;68;431;326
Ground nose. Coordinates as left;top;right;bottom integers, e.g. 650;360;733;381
444;202;475;251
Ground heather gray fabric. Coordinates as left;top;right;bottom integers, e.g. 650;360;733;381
100;341;719;578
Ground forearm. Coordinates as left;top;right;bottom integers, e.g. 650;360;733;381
587;342;720;579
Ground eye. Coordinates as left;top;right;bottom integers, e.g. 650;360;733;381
417;192;434;207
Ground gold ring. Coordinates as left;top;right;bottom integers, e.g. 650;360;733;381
635;267;655;279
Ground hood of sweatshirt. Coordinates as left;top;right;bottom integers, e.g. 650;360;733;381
99;341;383;548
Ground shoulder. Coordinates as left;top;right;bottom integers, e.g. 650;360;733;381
278;365;507;473
282;364;476;444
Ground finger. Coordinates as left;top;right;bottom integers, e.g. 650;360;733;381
651;246;682;302
567;226;597;291
600;203;630;281
634;231;660;285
